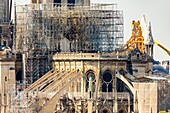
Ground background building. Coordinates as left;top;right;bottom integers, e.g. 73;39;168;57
0;0;10;22
30;0;90;6
162;60;170;74
0;0;13;48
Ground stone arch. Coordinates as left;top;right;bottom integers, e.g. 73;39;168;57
84;65;98;77
99;107;112;113
118;68;127;76
118;107;128;113
115;70;135;95
116;69;136;113
85;70;96;92
101;66;115;75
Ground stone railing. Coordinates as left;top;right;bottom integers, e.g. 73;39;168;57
25;91;129;100
53;52;128;60
98;92;129;99
36;92;129;100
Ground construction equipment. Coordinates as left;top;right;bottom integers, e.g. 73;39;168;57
123;17;170;57
154;40;170;56
16;3;124;84
123;20;145;54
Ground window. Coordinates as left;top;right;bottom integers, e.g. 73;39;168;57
137;53;140;59
68;0;75;4
68;0;75;7
54;0;61;6
102;71;113;92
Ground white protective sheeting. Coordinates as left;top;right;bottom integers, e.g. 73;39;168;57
140;15;154;45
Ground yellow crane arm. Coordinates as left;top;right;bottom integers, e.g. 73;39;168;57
154;40;170;56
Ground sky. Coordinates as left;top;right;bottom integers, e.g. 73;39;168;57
14;0;170;61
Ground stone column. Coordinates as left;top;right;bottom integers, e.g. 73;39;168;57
81;77;84;97
74;81;77;92
95;60;100;113
81;60;84;97
114;69;117;113
151;46;153;58
88;99;93;113
128;94;130;113
88;77;93;113
114;93;118;113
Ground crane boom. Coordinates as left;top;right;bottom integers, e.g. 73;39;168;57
123;20;145;53
154;40;170;56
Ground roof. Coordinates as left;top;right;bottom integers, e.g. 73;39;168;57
153;65;169;74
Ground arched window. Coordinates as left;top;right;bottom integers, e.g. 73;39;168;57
99;107;112;113
118;108;127;113
85;70;95;92
102;71;113;92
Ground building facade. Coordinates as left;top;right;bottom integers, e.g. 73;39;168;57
12;52;157;113
31;0;90;6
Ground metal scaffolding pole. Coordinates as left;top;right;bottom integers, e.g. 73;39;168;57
15;3;124;84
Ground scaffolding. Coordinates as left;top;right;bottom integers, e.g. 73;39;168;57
0;0;10;22
15;3;124;83
8;82;33;113
0;0;4;22
158;81;170;112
